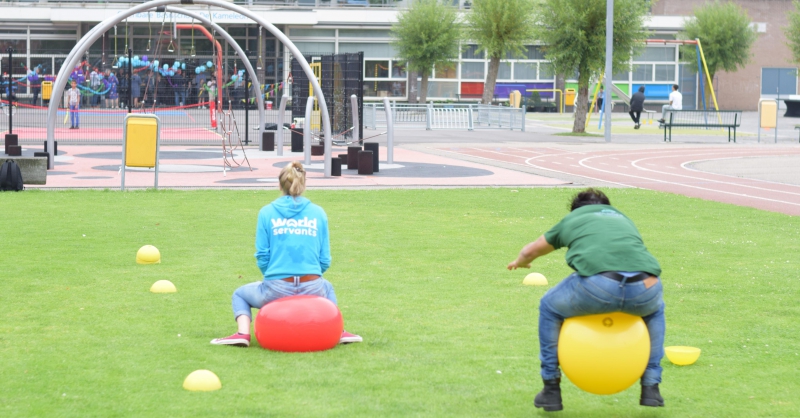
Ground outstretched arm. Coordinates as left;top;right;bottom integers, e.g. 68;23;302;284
507;235;555;270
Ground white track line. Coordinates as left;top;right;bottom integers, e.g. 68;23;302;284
680;156;800;188
577;153;800;207
630;154;800;197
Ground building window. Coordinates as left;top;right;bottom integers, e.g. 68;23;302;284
461;62;485;80
632;64;654;82
462;44;485;60
497;62;511;80
654;64;676;82
514;62;537;80
364;58;407;98
761;68;798;95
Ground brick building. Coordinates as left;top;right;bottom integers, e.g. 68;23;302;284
652;0;796;110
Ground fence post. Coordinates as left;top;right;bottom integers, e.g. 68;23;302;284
383;97;393;164
426;102;432;130
276;94;289;156
468;106;474;131
244;66;249;145
521;106;526;132
304;96;314;165
350;94;359;143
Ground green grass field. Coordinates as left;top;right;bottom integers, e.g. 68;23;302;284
1;188;798;417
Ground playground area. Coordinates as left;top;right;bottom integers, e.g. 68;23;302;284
3;1;800;416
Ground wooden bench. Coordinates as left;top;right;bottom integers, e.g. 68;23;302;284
661;110;743;142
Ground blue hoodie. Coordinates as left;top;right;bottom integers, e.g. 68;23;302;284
254;195;331;281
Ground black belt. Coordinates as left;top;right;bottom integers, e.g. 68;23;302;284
599;271;653;283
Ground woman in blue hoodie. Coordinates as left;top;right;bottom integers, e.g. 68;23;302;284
212;161;361;347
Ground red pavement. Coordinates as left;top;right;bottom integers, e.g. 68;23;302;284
30;144;568;189
439;145;800;216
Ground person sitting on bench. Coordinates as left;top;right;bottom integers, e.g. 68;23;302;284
658;85;682;124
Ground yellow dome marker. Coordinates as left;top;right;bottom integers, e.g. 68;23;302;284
183;370;222;392
665;346;702;365
523;272;548;286
136;245;161;264
150;280;177;294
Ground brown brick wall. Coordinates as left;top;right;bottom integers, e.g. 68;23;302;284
651;0;796;110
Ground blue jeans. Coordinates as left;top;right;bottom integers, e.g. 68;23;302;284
69;105;80;127
538;272;665;386
175;91;186;107
232;277;338;320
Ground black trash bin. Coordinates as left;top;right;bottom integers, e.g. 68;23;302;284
291;128;303;153
261;131;274;151
363;142;379;172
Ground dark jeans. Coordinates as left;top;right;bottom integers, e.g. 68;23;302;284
629;110;641;124
31;87;40;106
538;272;665;386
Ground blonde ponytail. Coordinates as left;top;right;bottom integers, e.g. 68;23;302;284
279;161;306;197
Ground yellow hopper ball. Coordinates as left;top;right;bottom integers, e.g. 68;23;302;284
136;245;161;264
558;312;649;395
665;346;701;366
150;280;177;294
183;370;222;392
523;272;548;286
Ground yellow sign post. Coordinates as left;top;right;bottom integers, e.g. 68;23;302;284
121;114;160;190
757;99;778;143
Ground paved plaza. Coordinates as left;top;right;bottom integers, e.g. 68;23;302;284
5;110;800;215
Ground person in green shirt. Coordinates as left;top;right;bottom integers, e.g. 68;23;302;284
508;188;665;412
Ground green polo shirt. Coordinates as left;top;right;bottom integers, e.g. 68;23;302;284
543;204;661;277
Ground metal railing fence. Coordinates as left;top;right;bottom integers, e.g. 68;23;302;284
0;97;290;146
364;102;525;132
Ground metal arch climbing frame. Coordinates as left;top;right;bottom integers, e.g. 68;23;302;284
166;6;263;126
46;0;333;177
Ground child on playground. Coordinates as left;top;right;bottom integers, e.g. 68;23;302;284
211;162;362;347
206;76;217;107
67;80;81;129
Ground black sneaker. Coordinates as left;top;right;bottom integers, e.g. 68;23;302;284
640;384;665;407
534;378;563;412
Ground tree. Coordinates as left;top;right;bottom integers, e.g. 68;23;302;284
681;1;756;107
465;0;537;104
786;0;800;62
534;0;649;133
391;0;461;103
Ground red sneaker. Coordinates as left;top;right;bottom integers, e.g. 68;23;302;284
210;333;250;347
339;331;362;344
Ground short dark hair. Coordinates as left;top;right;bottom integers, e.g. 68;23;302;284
638;86;645;93
570;188;611;211
672;84;679;91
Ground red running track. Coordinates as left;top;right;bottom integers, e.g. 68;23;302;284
440;146;800;216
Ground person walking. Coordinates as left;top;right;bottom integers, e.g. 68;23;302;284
658;84;682;124
28;66;41;106
211;162;362;347
508;188;665;412
629;86;646;129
